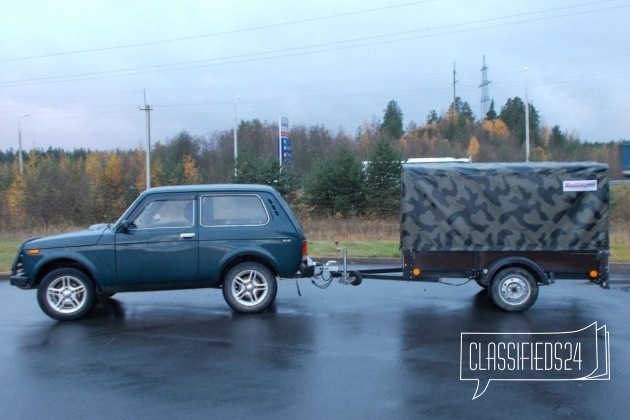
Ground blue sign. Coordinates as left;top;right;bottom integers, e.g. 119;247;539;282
281;137;292;165
279;116;292;165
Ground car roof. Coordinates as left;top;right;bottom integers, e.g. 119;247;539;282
141;184;277;195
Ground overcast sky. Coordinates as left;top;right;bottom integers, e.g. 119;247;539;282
1;0;629;152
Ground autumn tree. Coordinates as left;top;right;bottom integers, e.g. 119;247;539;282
95;153;126;221
6;172;26;225
467;136;480;159
181;154;201;184
153;131;202;184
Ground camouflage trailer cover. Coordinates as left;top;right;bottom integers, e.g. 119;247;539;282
400;162;609;252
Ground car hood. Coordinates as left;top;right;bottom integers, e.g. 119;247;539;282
25;225;109;250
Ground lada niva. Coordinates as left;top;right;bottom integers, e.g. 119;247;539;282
11;184;308;321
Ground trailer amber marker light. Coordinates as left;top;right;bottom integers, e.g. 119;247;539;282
412;267;421;277
589;270;599;279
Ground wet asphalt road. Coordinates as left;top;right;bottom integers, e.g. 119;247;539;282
1;271;629;419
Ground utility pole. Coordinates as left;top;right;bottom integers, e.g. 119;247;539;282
452;62;458;112
18;113;29;175
140;90;153;189
233;95;241;179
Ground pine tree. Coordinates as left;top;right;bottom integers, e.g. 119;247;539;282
380;100;404;140
365;140;402;215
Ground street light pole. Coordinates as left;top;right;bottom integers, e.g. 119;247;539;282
233;95;241;179
524;67;530;162
140;90;153;189
18;113;30;175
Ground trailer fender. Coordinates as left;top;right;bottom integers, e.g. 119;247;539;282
482;256;549;287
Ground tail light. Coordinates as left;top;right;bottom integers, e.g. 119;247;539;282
301;240;308;258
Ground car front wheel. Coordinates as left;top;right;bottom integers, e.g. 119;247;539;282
222;262;277;313
37;268;96;321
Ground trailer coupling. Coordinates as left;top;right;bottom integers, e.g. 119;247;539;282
301;247;363;289
299;246;414;291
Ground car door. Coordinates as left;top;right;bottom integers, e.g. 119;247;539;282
114;193;199;287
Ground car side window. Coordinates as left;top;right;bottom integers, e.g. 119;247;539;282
132;198;195;229
201;195;269;226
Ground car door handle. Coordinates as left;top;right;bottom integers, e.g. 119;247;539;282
180;233;196;239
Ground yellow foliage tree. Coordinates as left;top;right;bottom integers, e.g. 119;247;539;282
182;154;200;184
467;136;480;158
481;119;509;138
493;119;509;137
6;173;26;224
96;154;126;220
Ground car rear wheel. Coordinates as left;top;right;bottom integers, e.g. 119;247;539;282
37;268;96;321
222;262;277;313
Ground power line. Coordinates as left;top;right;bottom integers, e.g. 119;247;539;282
0;1;439;62
2;1;626;88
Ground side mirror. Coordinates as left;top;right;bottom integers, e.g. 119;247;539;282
119;220;133;233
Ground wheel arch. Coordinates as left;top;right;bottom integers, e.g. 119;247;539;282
219;253;279;285
33;257;97;289
484;256;548;286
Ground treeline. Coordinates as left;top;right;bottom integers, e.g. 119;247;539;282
0;97;625;230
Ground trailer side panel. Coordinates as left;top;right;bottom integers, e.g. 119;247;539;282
400;162;609;253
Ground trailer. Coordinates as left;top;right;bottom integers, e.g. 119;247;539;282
307;162;610;312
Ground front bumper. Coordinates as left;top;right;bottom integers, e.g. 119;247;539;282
10;274;33;289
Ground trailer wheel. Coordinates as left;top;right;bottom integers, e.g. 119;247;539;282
475;279;488;289
489;267;538;312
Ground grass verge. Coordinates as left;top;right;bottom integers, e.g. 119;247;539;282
0;239;20;273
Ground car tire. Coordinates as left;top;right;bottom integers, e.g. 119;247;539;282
222;262;277;313
489;267;538;312
37;268;96;321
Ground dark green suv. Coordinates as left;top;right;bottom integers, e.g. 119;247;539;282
11;184;308;321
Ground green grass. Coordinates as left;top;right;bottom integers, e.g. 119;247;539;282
611;243;630;263
310;240;630;262
309;240;400;259
0;239;20;272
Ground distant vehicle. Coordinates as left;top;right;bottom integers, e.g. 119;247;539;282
621;142;630;177
11;184;308;321
362;156;471;169
405;157;472;164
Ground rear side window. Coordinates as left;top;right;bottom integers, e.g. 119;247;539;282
201;195;269;226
